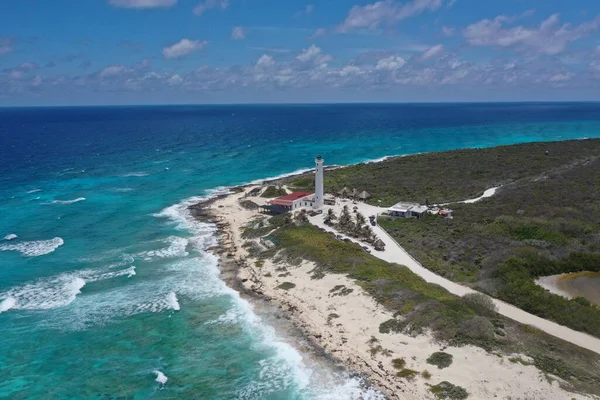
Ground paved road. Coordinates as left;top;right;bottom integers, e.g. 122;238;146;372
308;200;600;355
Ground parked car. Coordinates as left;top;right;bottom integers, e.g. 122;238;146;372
370;220;376;226
316;210;323;214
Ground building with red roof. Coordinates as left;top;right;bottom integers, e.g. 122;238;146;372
266;191;315;212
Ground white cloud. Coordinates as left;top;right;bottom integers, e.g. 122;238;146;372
308;28;327;39
297;45;321;62
256;54;275;69
595;45;600;55
421;44;444;59
0;37;13;56
463;14;600;55
306;5;314;15
442;26;455;37
548;72;573;82
296;45;332;65
100;65;128;78
376;55;406;70
162;39;207;59
167;74;183;86
193;0;229;16
231;26;246;40
109;0;177;8
337;0;444;33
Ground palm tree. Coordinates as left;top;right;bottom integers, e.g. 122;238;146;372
355;212;366;226
361;225;374;242
294;209;308;223
339;205;352;229
324;208;337;225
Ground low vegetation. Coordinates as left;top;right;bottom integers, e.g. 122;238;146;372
259;222;600;395
396;368;419;380
277;282;296;290
429;381;469;400
378;145;600;338
261;186;287;198
391;358;406;370
288;139;600;206
426;352;453;369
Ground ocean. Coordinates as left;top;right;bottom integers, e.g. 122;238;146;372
1;103;600;399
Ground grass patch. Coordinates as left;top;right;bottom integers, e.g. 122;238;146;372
426;352;453;369
277;282;296;290
261;186;287;198
396;369;419;380
429;381;469;400
272;224;484;345
391;358;406;370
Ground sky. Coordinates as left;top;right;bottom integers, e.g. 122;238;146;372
1;0;600;105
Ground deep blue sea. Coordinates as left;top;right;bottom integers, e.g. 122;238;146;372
1;103;600;399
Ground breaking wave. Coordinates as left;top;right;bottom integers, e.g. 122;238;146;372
0;237;64;257
0;266;136;314
3;234;17;241
47;197;86;205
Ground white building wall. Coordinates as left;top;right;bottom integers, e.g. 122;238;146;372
314;155;324;210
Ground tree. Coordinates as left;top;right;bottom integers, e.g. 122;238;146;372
324;208;337;225
339;206;352;229
361;225;374;241
294;209;308;223
356;212;366;226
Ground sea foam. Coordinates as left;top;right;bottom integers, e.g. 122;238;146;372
3;234;17;241
0;266;136;314
153;370;168;385
0;237;64;257
47;197;86;205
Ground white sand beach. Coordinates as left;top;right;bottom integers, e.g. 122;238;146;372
201;186;598;400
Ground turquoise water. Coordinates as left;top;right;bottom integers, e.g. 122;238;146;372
1;104;600;399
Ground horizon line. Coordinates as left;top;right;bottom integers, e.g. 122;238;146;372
2;100;600;109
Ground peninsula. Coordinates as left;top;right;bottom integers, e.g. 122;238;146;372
191;139;600;400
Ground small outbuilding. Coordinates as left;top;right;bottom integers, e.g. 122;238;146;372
388;202;428;219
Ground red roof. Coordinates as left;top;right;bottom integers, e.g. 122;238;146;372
268;192;313;206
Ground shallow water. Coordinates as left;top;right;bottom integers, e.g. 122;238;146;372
549;272;600;305
1;104;600;398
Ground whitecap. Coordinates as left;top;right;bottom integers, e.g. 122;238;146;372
153;370;168;385
113;188;135;193
0;266;136;313
0;237;64;257
3;234;17;241
137;237;189;261
0;275;85;312
26;189;41;194
123;172;149;177
166;292;180;311
47;197;86;205
0;297;16;313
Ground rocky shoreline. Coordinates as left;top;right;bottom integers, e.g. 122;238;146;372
187;192;386;397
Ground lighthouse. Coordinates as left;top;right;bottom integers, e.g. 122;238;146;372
314;155;324;210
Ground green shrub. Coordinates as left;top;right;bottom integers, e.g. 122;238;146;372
462;293;497;316
430;381;469;399
458;316;495;341
379;318;405;334
421;370;432;379
391;358;406;370
396;369;419;380
261;186;287;198
427;352;453;369
277;282;296;290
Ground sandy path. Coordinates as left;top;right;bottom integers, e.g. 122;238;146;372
308;201;600;355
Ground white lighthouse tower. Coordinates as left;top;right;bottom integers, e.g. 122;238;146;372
314;155;324;210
